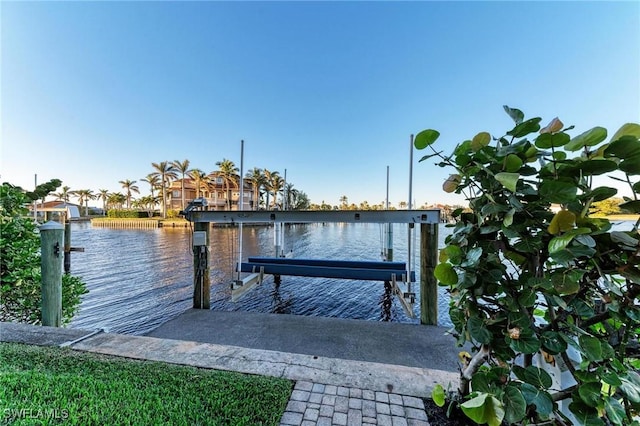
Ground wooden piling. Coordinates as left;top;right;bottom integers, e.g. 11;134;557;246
193;222;210;309
420;223;438;325
40;221;63;327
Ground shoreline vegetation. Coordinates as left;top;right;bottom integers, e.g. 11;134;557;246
0;342;291;425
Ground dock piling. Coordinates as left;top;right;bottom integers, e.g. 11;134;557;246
420;223;439;325
40;221;63;327
193;222;210;309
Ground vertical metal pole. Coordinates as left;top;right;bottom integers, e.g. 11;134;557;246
193;221;210;309
385;166;393;261
420;222;439;325
40;221;63;326
407;134;414;292
237;140;244;282
274;222;282;257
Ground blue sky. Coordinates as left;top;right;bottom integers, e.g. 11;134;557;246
2;1;639;207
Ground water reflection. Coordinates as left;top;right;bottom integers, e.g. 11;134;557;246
68;222;453;334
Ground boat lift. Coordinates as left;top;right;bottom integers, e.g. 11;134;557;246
182;208;440;324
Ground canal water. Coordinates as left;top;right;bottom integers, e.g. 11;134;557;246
68;222;453;334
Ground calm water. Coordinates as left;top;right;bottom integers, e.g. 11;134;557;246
68;222;453;334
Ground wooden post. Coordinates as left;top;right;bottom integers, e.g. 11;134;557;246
420;223;438;325
64;220;71;273
193;222;210;309
40;221;63;327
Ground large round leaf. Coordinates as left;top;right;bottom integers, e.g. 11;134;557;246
578;159;618;176
548;210;576;235
539;180;577;203
620;155;640;175
471;131;491;151
503;105;524;124
604;135;640;158
535;132;570;149
414;129;440;150
588;186;618;202
620;200;640;214
539;117;564;134
434;263;458;285
565;126;607;151
507;117;542;138
495;172;519;192
610;122;640;143
504;385;527;424
504;154;523;172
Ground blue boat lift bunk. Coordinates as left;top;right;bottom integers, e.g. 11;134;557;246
182;207;441;325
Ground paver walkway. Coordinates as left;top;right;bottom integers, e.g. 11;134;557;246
280;381;429;426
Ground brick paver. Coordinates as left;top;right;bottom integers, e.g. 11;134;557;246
280;381;431;426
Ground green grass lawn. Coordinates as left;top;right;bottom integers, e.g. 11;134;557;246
0;343;292;425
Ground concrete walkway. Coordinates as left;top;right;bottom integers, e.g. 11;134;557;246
1;311;463;426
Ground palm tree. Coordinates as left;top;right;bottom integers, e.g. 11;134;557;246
267;172;284;209
107;192;126;210
339;195;348;209
189;169;210;199
141;174;160;198
98;189;110;215
74;189;94;216
151;161;178;218
263;169;280;209
215;159;239;210
53;186;72;203
119;179;140;209
398;201;408;210
245;167;265;210
171;159;191;211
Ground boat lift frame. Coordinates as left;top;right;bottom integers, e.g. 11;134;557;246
183;208;441;325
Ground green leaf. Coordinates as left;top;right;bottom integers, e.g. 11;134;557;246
468;317;492;344
504;154;523;172
604;396;626;426
539;179;578;204
535;132;570;149
551;270;581;295
434;263;458;285
548;210;576;235
521;383;553;417
509;334;541;354
578;382;602;407
461;393;505;426
620;156;640;175
610;122;640;143
569;401;605;426
579;335;603;362
503;208;515;227
471;132;491;151
541;331;567;354
414;129;441;150
514;365;553;388
431;384;446;407
495;172;519;192
565;126;608;151
503;105;524;124
620;200;640;214
503;385;527;424
588;186;618;202
619;371;640;403
611;231;639;248
605;134;640;159
507;117;542;138
578;159;618;176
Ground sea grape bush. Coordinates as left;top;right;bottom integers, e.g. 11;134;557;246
1;183;87;324
416;107;640;425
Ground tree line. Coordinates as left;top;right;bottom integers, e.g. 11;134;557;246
47;159;311;218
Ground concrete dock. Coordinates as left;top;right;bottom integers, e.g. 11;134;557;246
1;309;465;425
